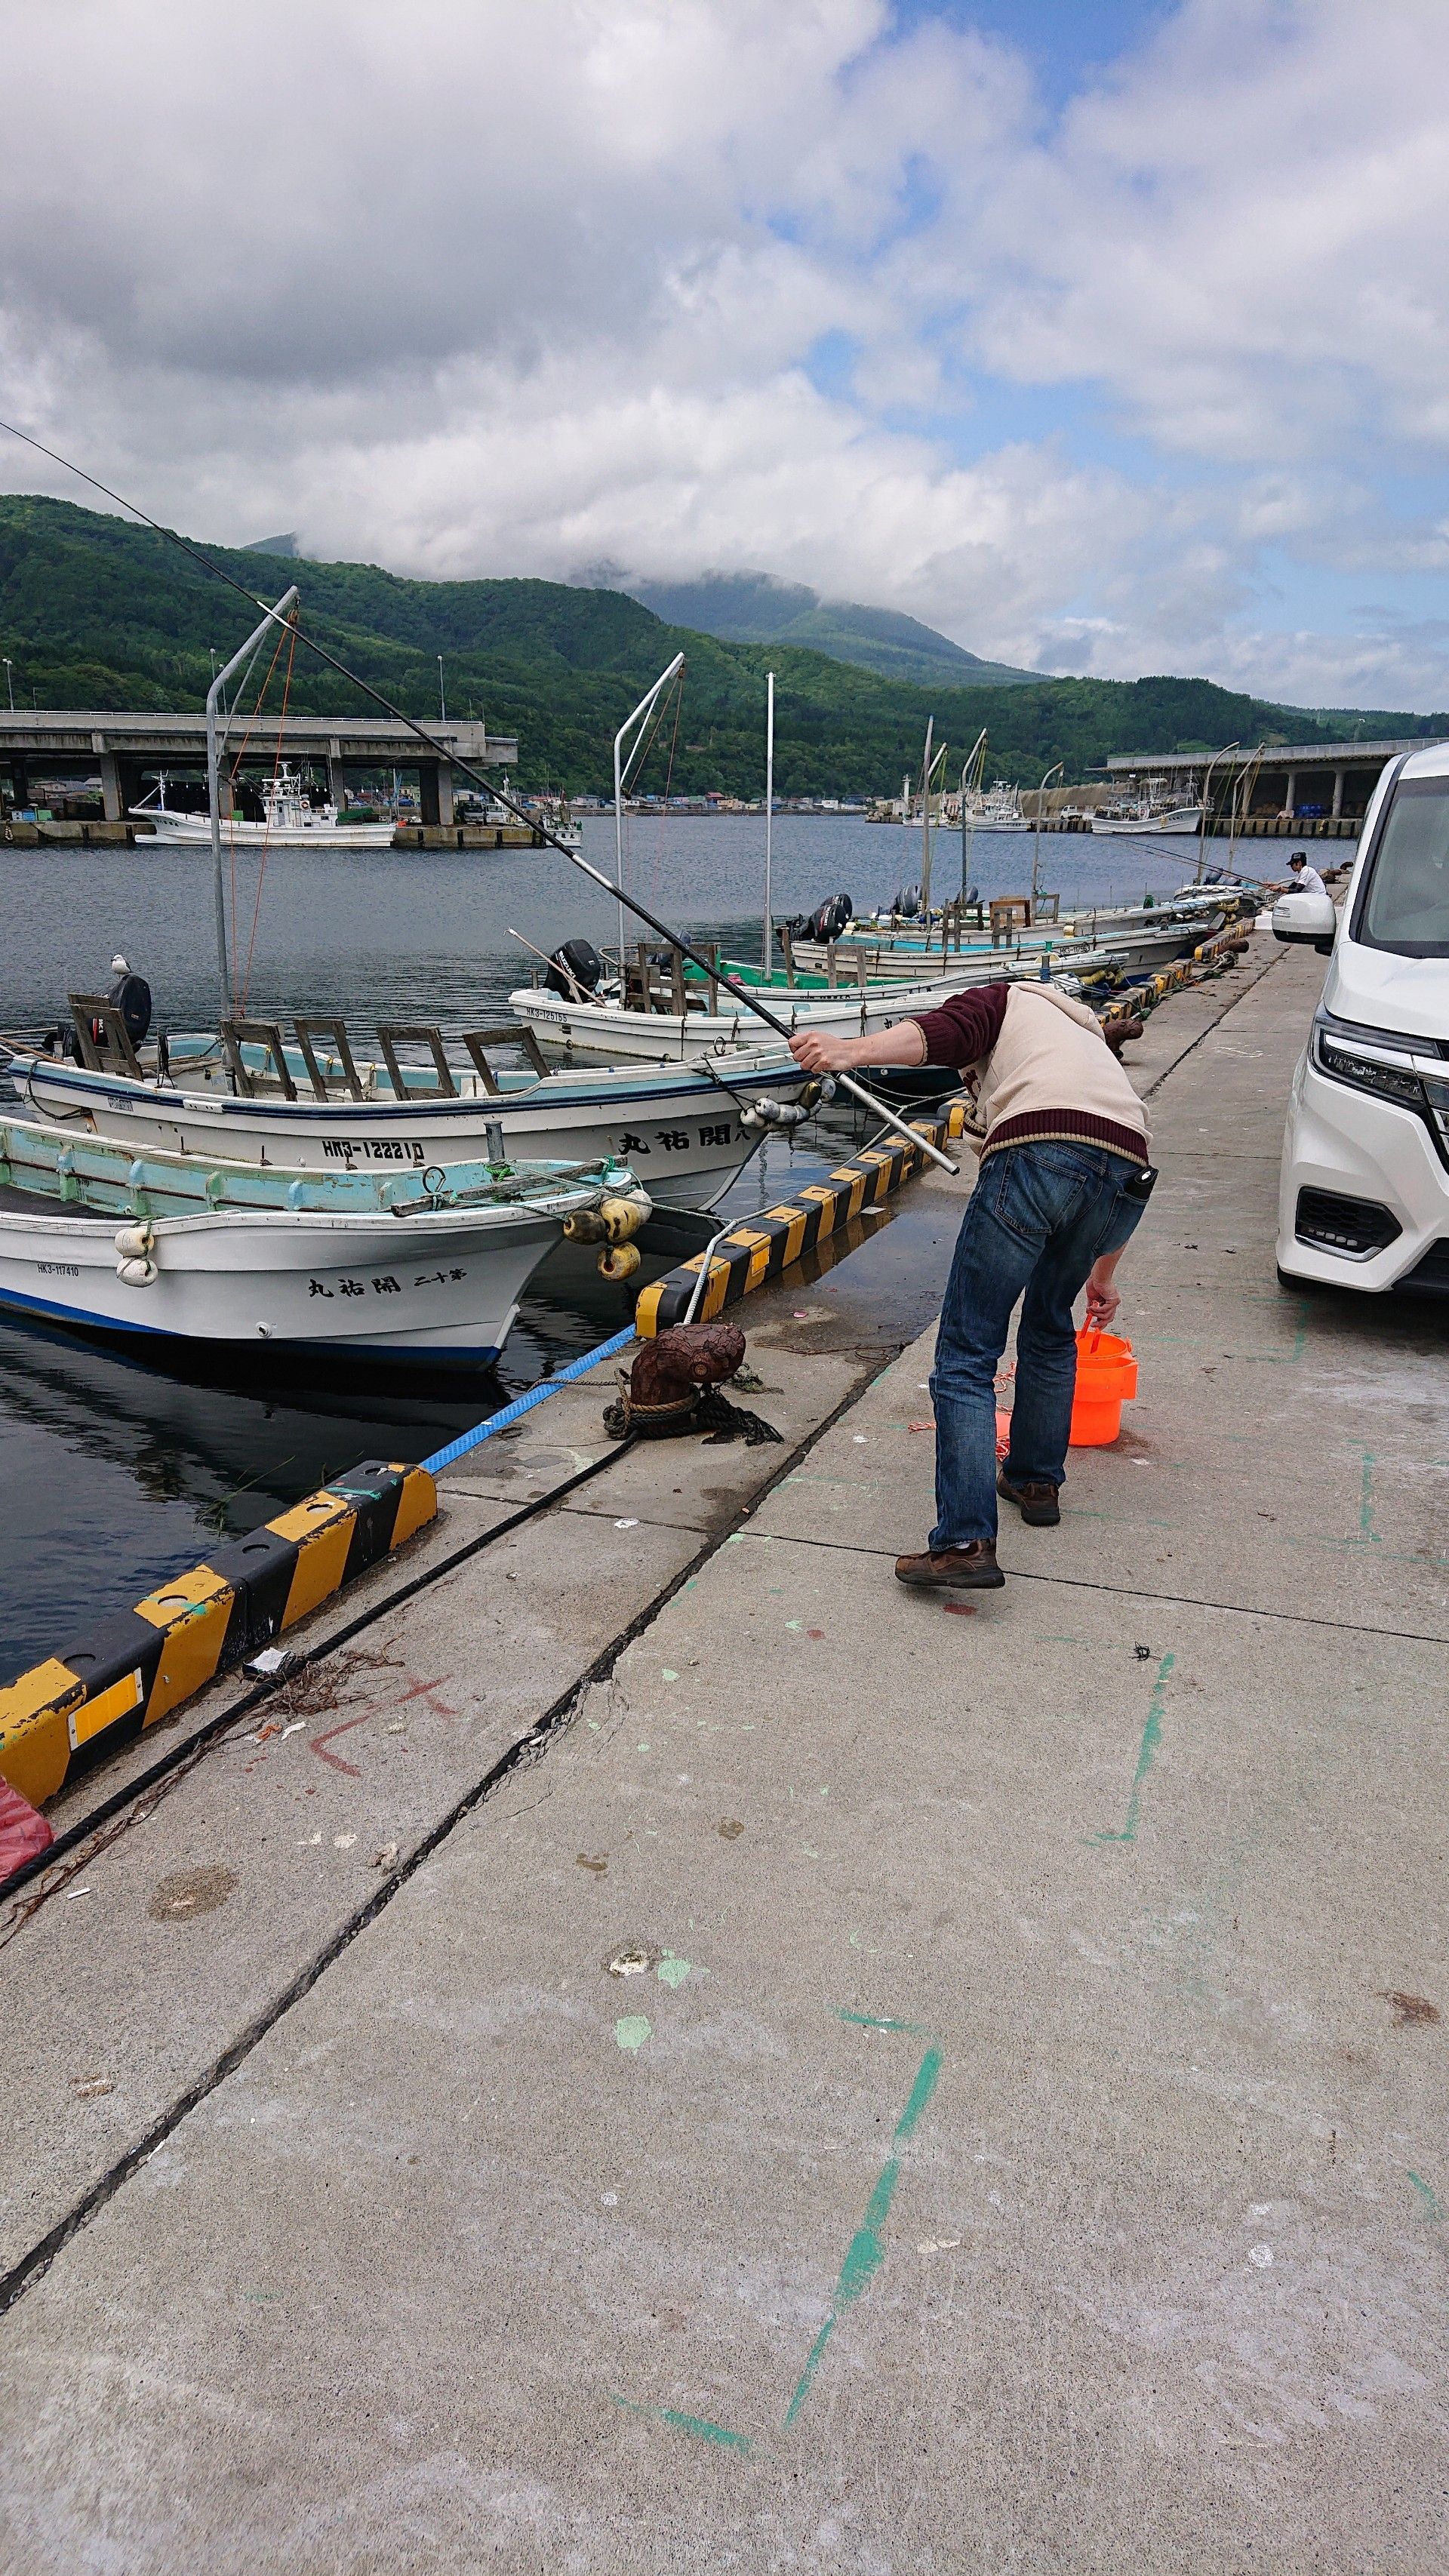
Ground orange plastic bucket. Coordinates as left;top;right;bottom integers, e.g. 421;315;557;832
1069;1328;1137;1446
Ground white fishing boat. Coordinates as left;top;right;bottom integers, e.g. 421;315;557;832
5;1005;816;1211
709;940;1118;991
962;783;1030;832
0;1116;645;1364
1091;779;1204;836
131;766;395;848
508;960;1090;1063
535;802;583;851
789;912;1221;981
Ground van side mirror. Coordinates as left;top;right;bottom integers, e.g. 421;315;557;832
1272;890;1337;956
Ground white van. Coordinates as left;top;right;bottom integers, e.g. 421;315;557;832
1276;741;1449;1292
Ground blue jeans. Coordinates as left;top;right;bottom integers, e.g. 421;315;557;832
928;1139;1146;1550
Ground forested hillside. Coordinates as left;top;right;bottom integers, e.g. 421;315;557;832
0;495;1439;796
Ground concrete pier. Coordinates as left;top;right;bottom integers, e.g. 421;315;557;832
3;934;1447;2572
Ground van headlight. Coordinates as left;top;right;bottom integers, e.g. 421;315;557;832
1312;1011;1449;1156
1313;1025;1426;1109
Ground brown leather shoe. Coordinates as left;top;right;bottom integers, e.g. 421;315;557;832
997;1469;1061;1527
894;1540;1004;1590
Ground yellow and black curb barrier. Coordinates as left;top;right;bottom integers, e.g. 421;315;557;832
1099;914;1253;1031
635;1100;971;1337
0;1460;436;1809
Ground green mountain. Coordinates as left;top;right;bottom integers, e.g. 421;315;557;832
0;494;1441;800
624;570;1035;687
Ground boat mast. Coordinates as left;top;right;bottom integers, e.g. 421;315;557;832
959;727;986;900
208;583;298;1019
918;716;934;918
1032;760;1063;906
761;668;775;975
1195;740;1238;884
613;651;685;964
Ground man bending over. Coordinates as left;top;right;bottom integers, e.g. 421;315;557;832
790;981;1153;1592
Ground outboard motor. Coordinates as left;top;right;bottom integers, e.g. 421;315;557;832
890;883;921;920
805;892;854;943
545;937;605;999
107;953;152;1048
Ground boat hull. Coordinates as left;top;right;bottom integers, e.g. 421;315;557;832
0;1201;561;1362
134;818;397;848
1091;810;1204;836
508;974;1029;1062
7;1051;814;1209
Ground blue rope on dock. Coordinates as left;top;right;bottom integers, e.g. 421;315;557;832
420;1325;638;1475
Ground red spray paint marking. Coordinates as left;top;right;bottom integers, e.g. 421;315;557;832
396;1675;460;1718
309;1713;373;1776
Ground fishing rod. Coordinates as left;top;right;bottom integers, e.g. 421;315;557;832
0;418;957;1174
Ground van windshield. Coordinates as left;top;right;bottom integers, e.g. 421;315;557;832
1358;777;1449;957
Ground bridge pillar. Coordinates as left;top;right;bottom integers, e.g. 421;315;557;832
1331;766;1345;818
96;750;123;822
1282;768;1297;817
417;762;454;827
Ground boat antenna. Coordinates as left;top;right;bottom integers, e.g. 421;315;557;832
0;417;957;1174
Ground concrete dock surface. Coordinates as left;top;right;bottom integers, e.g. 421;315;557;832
3;934;1447;2573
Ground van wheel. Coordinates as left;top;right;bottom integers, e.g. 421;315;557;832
1276;1262;1316;1293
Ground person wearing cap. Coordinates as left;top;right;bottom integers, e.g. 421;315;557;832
789;982;1153;1592
1282;850;1327;899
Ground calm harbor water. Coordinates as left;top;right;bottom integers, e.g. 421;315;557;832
0;814;1213;1676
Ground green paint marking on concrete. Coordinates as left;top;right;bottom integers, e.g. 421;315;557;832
611;2394;754;2454
783;2045;943;2429
836;2011;929;2033
614;2014;651;2052
893;2045;943;2141
1092;1652;1176;1847
657;1953;692;1988
1408;2171;1444;2221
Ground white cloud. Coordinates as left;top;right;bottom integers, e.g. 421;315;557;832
0;0;1447;707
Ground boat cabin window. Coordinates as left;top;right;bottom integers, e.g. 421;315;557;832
1356;778;1449;958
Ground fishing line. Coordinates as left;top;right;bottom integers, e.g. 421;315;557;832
0;417;957;1174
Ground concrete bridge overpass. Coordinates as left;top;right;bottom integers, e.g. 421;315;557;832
0;709;517;826
1106;735;1437;830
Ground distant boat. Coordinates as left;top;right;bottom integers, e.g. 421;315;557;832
1092;778;1204;836
962;782;1030;832
131;766;395;848
537;802;583;851
478;780;583;848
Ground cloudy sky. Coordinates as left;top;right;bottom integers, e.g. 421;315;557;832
2;0;1447;707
